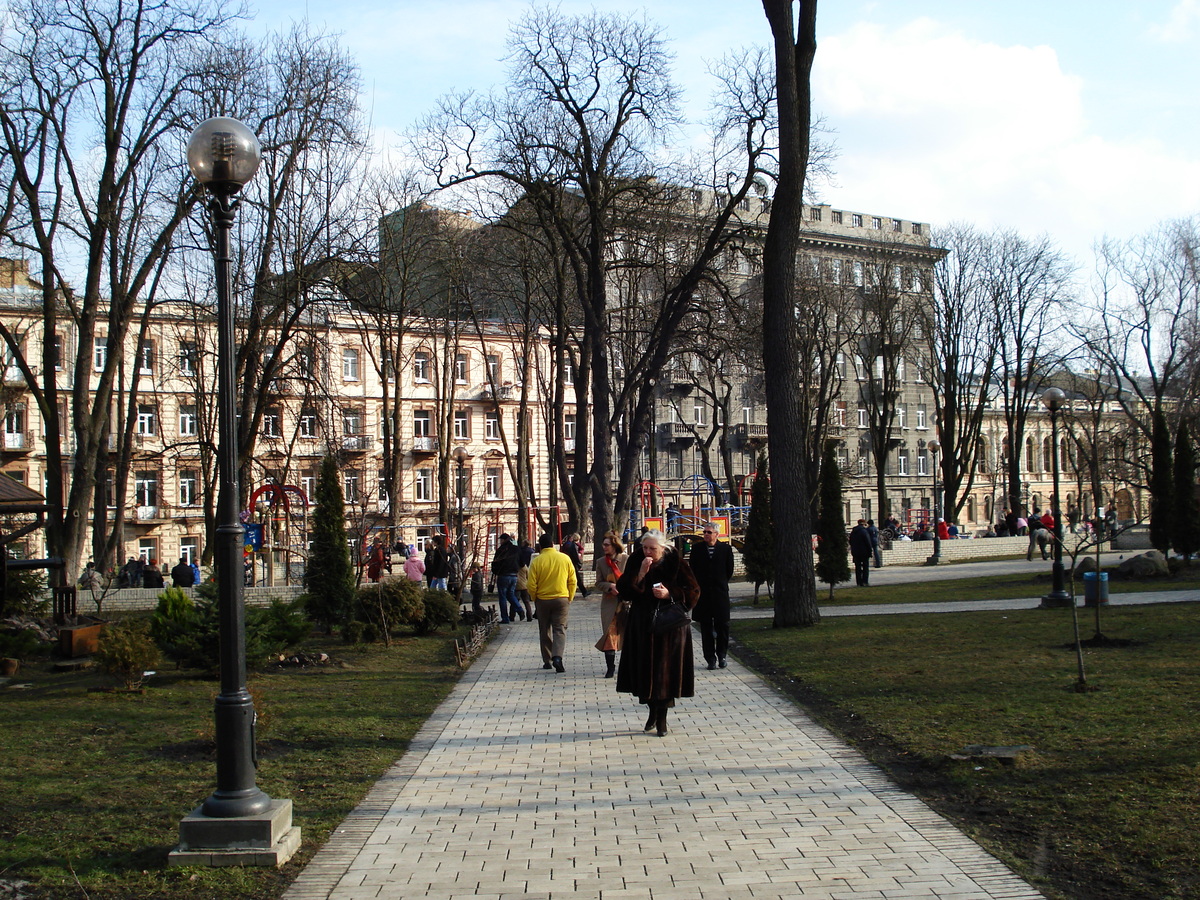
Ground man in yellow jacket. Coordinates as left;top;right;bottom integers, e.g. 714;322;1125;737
526;532;578;672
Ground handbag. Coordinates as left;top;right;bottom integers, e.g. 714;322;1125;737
651;598;691;635
595;600;630;652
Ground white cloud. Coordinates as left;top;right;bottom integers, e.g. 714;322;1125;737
1146;0;1200;43
810;17;1200;262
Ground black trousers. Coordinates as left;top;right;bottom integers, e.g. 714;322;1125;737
695;614;729;664
853;556;871;585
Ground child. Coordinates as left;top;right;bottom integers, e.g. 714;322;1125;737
469;565;485;613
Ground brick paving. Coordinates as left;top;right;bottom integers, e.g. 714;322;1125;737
284;598;1044;900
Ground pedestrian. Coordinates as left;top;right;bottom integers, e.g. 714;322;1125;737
593;531;628;678
490;532;523;623
526;532;578;673
170;556;195;587
142;559;164;589
866;518;882;568
425;535;449;591
190;559;202;584
78;561;100;590
516;538;534;621
936;518;950;541
403;550;426;583
849;519;873;586
688;522;734;670
1026;510;1044;561
560;532;584;595
365;536;389;583
666;502;680;533
615;529;700;737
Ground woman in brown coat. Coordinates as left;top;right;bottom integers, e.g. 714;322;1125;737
615;529;700;736
593;531;628;678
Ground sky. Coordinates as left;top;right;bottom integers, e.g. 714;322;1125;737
249;0;1200;266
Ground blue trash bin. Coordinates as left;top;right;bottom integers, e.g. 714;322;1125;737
1082;570;1109;606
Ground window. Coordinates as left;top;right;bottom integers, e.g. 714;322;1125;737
377;470;389;505
179;341;197;374
515;355;527;385
342;347;359;381
344;470;360;504
912;222;923;235
453;409;469;440
831;210;842;224
897;450;909;476
138;538;158;564
485;467;502;500
178;405;197;436
693;399;705;427
135;471;158;507
3;406;24;449
564;413;577;449
916;405;927;429
343;408;362;436
871;217;882;229
299;408;317;438
834;401;847;427
262;409;282;438
137;340;154;375
485;410;500;440
852;213;863;227
454;465;469;498
93;337;108;371
809;206;822;221
836;351;847;378
857;407;868;428
893;218;903;232
563;356;575;385
49;333;62;370
413;351;430;382
455;352;468;383
852;261;864;286
415;468;433;502
487;354;500;383
300;470;317;502
897;405;907;429
136;404;156;436
180;538;199;565
179;469;198;506
413;409;431;437
918;451;928;476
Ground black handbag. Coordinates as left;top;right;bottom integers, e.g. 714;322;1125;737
651;598;691;635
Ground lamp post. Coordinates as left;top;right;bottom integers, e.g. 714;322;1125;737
453;446;471;553
1040;387;1073;608
173;117;298;866
926;439;941;565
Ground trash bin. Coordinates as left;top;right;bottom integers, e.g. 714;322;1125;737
1082;570;1109;606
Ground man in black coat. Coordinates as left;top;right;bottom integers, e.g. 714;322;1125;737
688;522;735;670
171;557;196;588
849;519;873;586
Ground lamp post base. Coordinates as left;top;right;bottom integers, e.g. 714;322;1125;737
171;799;301;868
1039;590;1074;608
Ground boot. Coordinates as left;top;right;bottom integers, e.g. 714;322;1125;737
604;650;616;678
644;707;657;732
655;706;669;737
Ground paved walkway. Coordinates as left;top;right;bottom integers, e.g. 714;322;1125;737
285;597;1045;900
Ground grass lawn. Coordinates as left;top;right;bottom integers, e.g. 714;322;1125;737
0;632;462;899
730;599;1200;900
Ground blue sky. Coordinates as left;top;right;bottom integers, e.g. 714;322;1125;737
250;1;1200;264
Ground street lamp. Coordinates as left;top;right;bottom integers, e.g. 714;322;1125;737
1040;386;1073;608
173;117;298;866
452;446;471;552
926;439;941;565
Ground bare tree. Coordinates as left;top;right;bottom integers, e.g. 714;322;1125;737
926;223;999;522
0;0;242;580
761;0;819;627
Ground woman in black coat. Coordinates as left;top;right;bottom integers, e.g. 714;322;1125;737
615;529;700;736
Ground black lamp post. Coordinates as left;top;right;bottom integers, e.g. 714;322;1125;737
453;445;471;552
926;439;941;565
1040;386;1073;608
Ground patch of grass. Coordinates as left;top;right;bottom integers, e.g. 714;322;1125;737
0;634;461;899
730;602;1200;900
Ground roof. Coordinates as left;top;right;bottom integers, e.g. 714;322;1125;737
0;475;48;508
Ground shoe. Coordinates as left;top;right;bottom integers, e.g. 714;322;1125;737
718;658;727;668
706;661;716;670
552;656;565;673
655;708;668;737
542;662;552;670
604;651;615;678
644;710;656;732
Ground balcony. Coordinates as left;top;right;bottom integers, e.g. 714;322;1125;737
733;423;769;448
411;436;439;454
563;439;576;453
3;365;25;385
1;430;33;453
340;433;374;453
480;384;514;400
659;422;695;444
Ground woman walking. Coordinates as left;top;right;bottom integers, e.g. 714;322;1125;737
593;531;628;678
615;529;700;736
